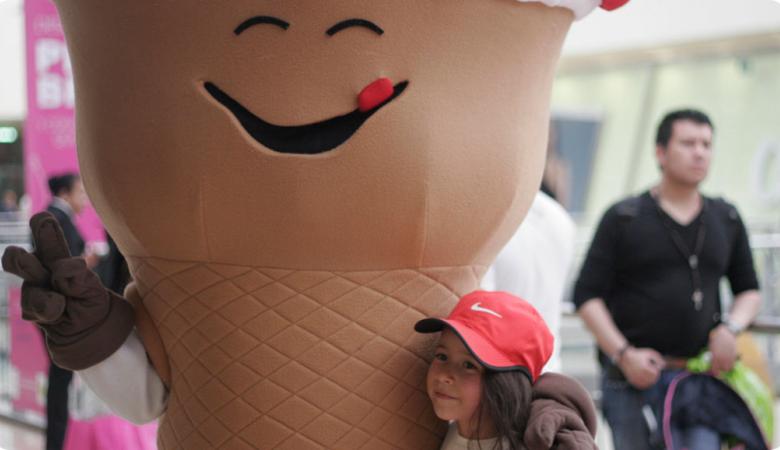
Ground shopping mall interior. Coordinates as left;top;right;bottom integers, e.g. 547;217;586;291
1;0;779;449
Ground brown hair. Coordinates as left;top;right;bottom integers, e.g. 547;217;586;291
472;369;533;450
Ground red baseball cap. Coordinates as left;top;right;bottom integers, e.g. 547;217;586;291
415;290;553;382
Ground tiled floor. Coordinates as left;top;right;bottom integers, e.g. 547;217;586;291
0;418;42;450
0;408;778;450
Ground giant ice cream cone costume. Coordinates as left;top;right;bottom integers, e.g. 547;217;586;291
47;0;625;448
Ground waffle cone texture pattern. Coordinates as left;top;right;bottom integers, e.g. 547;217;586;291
130;258;487;449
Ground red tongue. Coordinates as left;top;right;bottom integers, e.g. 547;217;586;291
358;78;394;112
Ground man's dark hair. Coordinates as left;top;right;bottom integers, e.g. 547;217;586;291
47;173;80;197
655;109;714;148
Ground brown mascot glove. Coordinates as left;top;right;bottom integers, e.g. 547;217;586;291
1;212;134;370
524;372;599;450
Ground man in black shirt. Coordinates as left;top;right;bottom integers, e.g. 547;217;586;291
574;109;761;450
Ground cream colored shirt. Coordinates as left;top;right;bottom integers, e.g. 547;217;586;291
440;422;509;450
79;331;168;423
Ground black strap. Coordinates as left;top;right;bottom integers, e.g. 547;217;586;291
650;193;707;311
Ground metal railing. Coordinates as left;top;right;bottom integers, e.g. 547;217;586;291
0;219;40;426
0;217;28;244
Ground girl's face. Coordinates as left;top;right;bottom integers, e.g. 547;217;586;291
426;329;494;439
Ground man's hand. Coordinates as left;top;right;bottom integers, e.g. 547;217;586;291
1;212;134;370
618;347;665;389
708;324;737;375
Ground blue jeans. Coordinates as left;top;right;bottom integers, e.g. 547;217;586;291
601;369;721;450
677;426;721;450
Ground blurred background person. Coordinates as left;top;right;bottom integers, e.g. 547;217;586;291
482;126;577;372
1;189;19;212
573;109;762;449
482;191;576;373
46;173;98;268
43;172;99;450
0;189;20;222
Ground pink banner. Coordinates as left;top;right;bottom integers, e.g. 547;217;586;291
24;0;104;243
7;286;47;418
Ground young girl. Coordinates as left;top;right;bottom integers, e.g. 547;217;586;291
415;290;591;450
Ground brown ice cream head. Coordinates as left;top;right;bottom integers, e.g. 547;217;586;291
59;1;578;271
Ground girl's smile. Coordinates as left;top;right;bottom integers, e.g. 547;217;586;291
432;391;458;401
426;329;492;439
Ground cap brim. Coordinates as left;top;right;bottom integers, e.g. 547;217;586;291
415;317;533;381
414;318;448;333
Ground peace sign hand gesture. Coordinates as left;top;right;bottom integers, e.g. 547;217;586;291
2;212;135;370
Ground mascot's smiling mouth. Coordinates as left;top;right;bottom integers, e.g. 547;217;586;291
203;80;408;155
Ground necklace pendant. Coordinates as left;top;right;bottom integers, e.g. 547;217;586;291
692;289;703;310
689;255;699;270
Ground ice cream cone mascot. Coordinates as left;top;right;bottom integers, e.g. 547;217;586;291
4;0;629;448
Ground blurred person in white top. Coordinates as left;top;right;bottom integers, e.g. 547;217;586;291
482;190;577;373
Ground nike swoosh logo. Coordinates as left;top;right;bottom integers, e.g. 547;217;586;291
470;302;502;318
